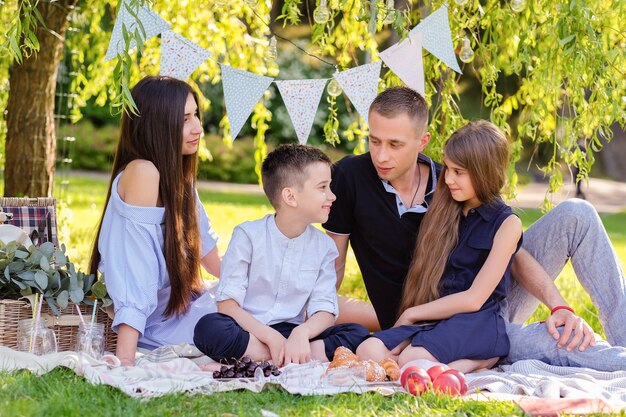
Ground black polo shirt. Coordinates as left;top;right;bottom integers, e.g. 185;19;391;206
323;152;440;330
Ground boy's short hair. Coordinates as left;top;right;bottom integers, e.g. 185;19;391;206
369;86;429;133
262;144;331;208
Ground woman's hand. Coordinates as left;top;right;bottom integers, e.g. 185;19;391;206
115;324;140;367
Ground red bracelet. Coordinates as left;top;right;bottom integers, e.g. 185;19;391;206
550;305;576;315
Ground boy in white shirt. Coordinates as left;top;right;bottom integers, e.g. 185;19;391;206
194;144;369;365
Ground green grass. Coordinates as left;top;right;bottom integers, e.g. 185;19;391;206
1;174;625;416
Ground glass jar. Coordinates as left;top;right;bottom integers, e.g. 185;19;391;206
17;318;57;355
74;322;105;359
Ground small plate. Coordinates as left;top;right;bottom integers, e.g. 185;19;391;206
0;224;33;247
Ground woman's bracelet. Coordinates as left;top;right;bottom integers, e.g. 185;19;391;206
550;305;576;315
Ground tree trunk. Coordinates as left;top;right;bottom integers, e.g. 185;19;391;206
4;0;78;197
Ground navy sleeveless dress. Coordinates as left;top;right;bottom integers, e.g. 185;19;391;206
373;199;521;363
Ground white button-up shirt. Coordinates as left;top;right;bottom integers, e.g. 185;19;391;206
216;214;339;325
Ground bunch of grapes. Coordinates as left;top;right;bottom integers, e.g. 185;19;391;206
212;356;281;379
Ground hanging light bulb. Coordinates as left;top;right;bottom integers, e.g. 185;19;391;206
327;78;342;97
454;0;469;5
510;0;526;12
264;36;277;61
314;0;330;24
459;37;474;63
383;0;395;24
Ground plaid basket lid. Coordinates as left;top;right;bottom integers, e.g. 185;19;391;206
0;198;58;247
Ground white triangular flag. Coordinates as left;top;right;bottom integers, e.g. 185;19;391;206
220;64;274;140
160;31;211;80
106;0;170;61
410;5;461;73
380;32;425;95
333;61;382;124
275;79;328;145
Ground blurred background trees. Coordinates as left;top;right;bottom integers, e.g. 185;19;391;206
1;0;625;197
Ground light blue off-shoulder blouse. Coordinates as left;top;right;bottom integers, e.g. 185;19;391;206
98;173;219;349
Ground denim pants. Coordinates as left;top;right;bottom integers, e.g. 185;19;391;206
500;199;626;370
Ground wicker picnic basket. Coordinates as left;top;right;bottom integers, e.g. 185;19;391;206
0;299;117;353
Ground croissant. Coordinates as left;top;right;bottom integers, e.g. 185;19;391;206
333;346;359;362
378;358;401;381
363;360;387;382
325;347;388;382
327;346;361;370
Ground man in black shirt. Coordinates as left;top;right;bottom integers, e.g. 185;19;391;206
324;87;626;368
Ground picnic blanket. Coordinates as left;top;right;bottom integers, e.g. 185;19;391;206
1;344;625;411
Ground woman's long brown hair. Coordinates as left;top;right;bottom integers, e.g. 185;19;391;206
398;121;510;316
89;76;203;317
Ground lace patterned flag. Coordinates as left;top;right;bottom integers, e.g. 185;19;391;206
380;32;425;95
220;64;274;140
410;5;461;74
160;30;211;80
275;79;328;144
105;0;170;61
333;61;382;124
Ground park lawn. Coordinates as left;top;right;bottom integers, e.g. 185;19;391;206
1;174;625;416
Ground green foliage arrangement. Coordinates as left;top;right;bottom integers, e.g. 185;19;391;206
0;241;111;315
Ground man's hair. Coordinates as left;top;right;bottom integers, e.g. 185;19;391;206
262;144;331;208
369;86;429;133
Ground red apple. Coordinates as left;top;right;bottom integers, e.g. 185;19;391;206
426;365;448;382
442;369;468;395
432;373;461;396
403;370;432;396
400;366;429;388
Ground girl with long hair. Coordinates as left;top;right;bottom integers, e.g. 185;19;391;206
356;120;522;373
90;76;221;366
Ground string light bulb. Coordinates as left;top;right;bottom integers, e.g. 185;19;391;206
459;37;474;63
454;0;469;5
314;0;330;24
510;0;526;12
383;0;395;25
264;36;277;61
327;78;342;97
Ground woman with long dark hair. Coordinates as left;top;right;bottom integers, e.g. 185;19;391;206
90;76;220;366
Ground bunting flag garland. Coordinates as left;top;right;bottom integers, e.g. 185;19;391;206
105;0;171;62
220;64;274;140
380;32;425;96
275;79;328;145
160;31;212;80
333;61;382;124
105;2;462;138
410;5;461;74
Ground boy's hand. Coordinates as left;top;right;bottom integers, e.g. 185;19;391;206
283;327;311;365
260;328;286;366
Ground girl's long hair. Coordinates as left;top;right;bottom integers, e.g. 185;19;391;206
89;76;203;317
398;121;509;315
